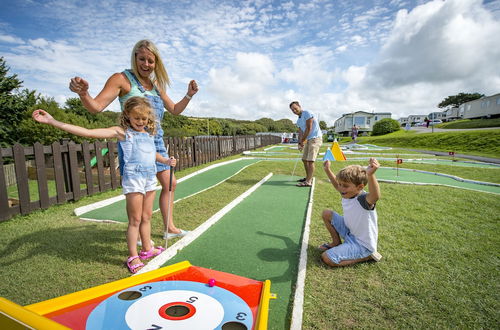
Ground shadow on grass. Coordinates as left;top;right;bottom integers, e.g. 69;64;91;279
256;231;299;283
0;225;125;267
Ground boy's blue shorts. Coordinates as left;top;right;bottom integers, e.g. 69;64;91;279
324;212;372;264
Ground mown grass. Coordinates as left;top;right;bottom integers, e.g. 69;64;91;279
305;163;499;329
440;118;500;129
0;147;498;328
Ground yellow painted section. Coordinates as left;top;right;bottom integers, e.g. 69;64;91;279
330;141;346;161
0;297;70;330
25;261;191;315
256;280;276;330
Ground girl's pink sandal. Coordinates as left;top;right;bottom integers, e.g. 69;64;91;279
139;246;165;260
126;256;144;274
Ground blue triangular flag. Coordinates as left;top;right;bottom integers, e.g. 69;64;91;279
322;148;335;161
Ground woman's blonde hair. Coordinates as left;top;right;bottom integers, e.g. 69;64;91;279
131;39;170;92
120;96;157;136
337;165;367;186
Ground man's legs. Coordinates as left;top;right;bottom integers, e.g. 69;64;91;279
302;160;315;184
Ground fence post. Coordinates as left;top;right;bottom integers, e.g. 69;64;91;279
81;141;94;195
59;139;72;193
0;150;11;221
34;142;50;209
13;144;31;215
68;141;80;201
108;141;119;190
52;141;67;204
193;136;198;166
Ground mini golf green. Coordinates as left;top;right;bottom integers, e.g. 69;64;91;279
77;158;261;223
402;159;500;168
377;167;500;194
163;174;311;329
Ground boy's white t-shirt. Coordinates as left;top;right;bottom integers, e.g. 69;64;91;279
341;192;378;252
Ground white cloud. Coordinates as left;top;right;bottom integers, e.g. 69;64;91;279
0;34;24;44
0;0;499;127
353;0;500;117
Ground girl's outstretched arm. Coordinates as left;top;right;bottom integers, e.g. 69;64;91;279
32;109;124;140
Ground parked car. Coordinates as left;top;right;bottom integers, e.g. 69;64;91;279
429;119;442;125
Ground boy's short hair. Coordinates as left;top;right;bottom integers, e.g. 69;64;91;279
337;165;368;186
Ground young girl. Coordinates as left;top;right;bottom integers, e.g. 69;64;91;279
32;96;175;273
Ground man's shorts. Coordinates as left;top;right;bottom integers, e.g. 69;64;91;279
302;137;322;161
324;212;372;264
122;167;158;195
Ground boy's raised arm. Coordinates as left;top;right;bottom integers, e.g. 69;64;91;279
366;157;381;206
323;160;340;192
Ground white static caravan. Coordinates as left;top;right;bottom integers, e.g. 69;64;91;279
459;93;500;119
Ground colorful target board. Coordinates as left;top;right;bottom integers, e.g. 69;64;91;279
0;261;276;330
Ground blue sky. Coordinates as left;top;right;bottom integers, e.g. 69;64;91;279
1;0;499;126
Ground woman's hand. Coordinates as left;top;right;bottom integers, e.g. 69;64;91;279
69;77;89;96
187;80;199;97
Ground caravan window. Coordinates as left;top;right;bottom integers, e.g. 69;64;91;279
354;117;365;126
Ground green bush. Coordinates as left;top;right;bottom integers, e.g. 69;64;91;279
372;118;401;136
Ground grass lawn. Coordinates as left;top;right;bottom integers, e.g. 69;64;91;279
0;148;498;328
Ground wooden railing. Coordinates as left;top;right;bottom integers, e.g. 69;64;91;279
0;134;280;221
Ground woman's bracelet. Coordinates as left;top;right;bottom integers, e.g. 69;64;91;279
185;94;192;100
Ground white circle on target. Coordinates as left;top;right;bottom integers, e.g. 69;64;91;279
125;290;224;329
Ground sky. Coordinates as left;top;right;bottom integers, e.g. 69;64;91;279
1;0;499;127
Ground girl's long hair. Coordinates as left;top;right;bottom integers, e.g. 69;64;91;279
120;96;157;136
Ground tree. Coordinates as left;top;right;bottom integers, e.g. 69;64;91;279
64;97;117;127
0;57;38;146
276;119;296;132
372;118;400;136
18;96;103;145
319;120;327;130
438;92;484;108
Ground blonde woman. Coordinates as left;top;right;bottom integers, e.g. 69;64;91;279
70;40;198;239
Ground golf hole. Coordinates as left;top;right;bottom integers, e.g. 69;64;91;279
222;321;248;330
117;291;142;301
158;302;196;320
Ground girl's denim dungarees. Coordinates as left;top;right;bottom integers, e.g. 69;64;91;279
119;70;170;175
119;129;157;195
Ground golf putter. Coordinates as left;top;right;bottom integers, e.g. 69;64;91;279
291;154;300;181
164;164;174;249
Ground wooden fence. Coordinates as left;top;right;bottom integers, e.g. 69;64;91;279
0;134;280;222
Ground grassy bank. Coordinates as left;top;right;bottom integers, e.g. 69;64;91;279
440;118;500;129
349;129;500;158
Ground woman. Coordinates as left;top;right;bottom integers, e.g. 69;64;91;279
69;39;198;239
